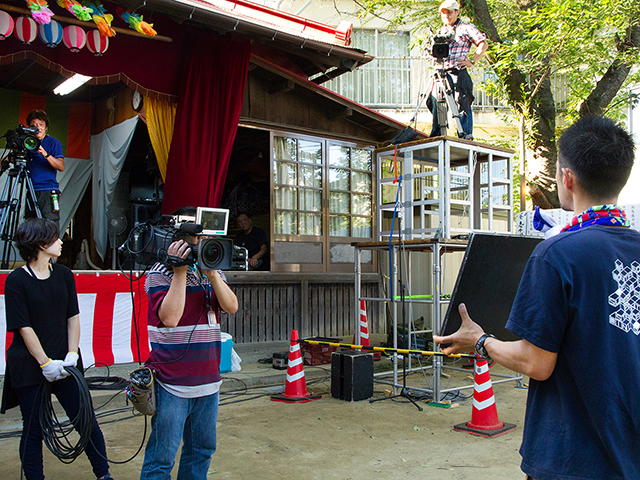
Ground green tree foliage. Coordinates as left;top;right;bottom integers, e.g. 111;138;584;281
355;0;640;207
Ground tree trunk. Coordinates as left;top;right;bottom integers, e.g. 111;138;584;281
527;69;559;208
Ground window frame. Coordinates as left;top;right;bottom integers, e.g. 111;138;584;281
270;131;376;273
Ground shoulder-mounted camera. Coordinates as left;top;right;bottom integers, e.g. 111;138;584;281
119;207;248;271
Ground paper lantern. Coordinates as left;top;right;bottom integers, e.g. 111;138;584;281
86;29;108;56
62;25;86;52
38;19;62;47
15;16;37;44
0;10;14;40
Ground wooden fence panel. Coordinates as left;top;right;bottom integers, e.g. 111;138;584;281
224;275;381;343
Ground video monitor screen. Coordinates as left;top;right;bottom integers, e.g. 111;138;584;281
196;207;229;236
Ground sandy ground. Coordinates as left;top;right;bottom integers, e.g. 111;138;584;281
0;363;529;479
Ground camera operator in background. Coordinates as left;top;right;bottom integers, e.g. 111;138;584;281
427;0;488;139
25;110;65;230
0;219;112;480
140;206;238;480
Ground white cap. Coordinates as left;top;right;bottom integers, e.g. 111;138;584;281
439;0;460;11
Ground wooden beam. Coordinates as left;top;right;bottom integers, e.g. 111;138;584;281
327;107;353;121
268;78;294;94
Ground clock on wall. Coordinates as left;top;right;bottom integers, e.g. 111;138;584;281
132;91;143;112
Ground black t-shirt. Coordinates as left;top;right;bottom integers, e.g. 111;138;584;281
234;226;267;258
4;264;80;389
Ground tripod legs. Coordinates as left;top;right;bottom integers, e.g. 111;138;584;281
430;70;474;140
0;164;42;268
369;386;424;411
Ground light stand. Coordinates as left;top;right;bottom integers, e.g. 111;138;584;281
0;153;42;268
370;181;423;411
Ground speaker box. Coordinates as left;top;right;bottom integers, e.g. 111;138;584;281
331;351;374;402
131;203;161;225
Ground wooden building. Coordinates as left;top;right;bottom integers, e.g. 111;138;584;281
0;0;424;353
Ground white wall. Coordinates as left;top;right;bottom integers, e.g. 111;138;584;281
619;86;640;205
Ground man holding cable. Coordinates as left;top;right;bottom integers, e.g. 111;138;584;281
434;116;640;479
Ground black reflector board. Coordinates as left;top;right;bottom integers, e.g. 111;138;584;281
440;233;543;342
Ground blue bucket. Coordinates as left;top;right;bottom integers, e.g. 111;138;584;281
220;333;233;373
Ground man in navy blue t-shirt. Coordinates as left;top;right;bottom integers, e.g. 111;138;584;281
25;110;64;230
435;116;639;480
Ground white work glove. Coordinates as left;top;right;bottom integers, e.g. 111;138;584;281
62;351;79;368
40;359;69;382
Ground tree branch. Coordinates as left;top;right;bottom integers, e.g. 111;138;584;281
579;21;640;117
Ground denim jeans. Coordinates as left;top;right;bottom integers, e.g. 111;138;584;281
14;378;109;480
429;106;474;138
140;383;219;480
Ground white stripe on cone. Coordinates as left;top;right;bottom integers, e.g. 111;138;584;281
287;371;305;383
474;379;493;393
475;362;490;375
473;396;496;411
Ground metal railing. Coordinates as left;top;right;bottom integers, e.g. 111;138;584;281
326;57;569;112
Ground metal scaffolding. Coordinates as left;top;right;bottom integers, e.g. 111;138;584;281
354;137;522;403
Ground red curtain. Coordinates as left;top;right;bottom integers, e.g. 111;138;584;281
161;34;251;214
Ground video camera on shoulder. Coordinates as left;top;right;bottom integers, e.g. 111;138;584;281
121;207;248;271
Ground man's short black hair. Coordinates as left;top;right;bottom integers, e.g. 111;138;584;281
26;110;50;129
557;116;635;200
172;206;197;217
14;219;59;262
236;211;250;219
171;206;197;241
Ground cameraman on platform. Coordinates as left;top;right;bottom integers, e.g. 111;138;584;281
25;110;64;230
140;206;238;480
427;0;488;139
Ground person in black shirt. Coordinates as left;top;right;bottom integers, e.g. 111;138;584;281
233;212;268;271
0;219;113;480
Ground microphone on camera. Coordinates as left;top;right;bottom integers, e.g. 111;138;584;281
178;223;203;235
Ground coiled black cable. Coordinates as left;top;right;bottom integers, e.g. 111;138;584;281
39;366;95;463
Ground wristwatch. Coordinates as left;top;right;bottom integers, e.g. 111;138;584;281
475;333;496;360
470;58;476;65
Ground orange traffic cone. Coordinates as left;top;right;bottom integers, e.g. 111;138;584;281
453;358;516;438
271;329;321;403
352;300;381;360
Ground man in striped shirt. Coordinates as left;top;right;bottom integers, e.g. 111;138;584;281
140;207;238;480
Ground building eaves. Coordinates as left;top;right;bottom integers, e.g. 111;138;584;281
120;0;373;78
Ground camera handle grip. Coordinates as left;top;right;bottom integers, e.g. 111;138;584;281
165;254;192;268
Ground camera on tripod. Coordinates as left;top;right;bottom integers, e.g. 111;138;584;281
427;26;456;60
121;207;248;271
4;125;40;158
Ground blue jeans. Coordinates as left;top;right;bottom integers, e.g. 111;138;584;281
140;384;219;480
429;105;473;138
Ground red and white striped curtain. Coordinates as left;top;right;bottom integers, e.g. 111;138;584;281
0;272;150;373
